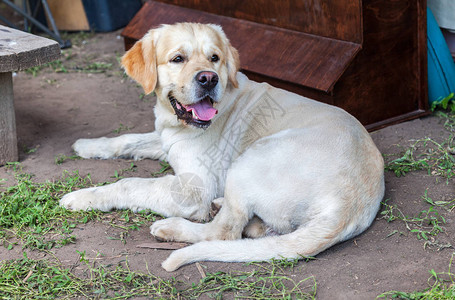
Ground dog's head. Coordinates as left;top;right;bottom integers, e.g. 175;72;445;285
121;23;240;129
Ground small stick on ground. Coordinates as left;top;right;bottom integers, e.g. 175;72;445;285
22;264;36;282
136;241;188;250
195;262;206;278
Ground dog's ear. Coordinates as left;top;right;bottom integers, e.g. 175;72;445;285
121;34;157;95
226;44;240;88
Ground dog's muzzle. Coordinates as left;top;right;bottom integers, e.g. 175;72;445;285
168;71;219;129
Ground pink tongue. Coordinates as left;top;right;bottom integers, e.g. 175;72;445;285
183;98;218;121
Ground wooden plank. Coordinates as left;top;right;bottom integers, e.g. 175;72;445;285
121;1;361;93
156;0;363;43
0;72;18;165
0;25;61;72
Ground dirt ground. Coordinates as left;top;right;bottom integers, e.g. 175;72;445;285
1;28;455;299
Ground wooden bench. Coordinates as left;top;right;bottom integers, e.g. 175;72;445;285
0;24;60;165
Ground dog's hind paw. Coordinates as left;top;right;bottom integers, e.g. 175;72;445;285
161;251;186;272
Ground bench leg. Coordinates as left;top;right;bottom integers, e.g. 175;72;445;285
0;72;18;165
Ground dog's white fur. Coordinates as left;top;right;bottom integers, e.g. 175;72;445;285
60;23;385;271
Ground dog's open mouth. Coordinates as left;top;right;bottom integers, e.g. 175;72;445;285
169;94;218;129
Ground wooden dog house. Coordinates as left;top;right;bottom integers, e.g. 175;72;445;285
121;0;428;131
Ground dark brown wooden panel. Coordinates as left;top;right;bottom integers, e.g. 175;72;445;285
155;0;362;43
121;1;361;92
332;0;428;129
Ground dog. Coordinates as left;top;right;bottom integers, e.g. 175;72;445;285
60;23;385;272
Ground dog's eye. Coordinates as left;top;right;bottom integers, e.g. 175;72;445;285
211;54;219;63
171;55;184;63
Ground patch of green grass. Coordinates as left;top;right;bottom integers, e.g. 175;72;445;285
380;191;453;249
113;123;132;134
0;253;87;298
26;60;115;76
377;255;455;299
152;160;173;177
384;137;455;179
111;162;137;180
25;60;68;77
189;261;316;299
422;189;455;209
0;254;317;299
0;170;162;251
77;62;114;73
24;30;120;78
0;171;99;250
5;161;22;172
60;31;95;47
54;153;82;165
385;106;455;180
431;93;455;113
22;145;37;154
436;110;455;133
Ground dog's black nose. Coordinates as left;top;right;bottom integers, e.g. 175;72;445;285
196;71;218;90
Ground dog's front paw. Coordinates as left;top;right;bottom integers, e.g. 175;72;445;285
60;187;112;211
151;217;196;243
73;138;115;159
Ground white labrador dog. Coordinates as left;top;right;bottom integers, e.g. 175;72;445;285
60;23;385;271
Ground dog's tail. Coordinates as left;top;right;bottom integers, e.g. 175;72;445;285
161;223;351;271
